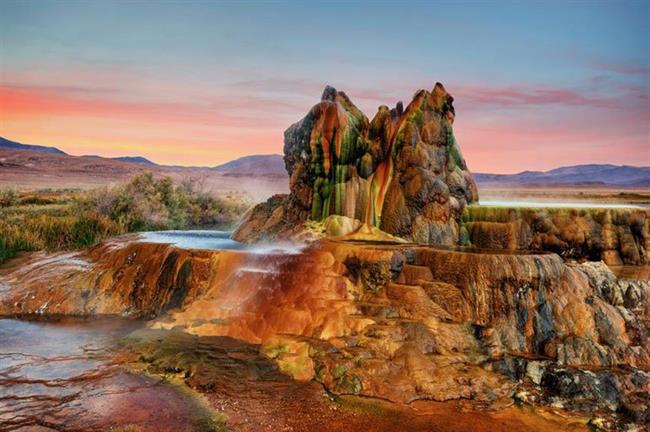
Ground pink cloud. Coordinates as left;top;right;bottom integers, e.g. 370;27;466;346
0;85;304;128
1;75;648;171
455;106;649;173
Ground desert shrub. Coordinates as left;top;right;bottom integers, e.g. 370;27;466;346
0;188;19;207
0;213;122;263
0;237;15;262
0;220;41;262
79;172;249;231
28;215;74;250
69;213;118;247
19;195;57;205
5;213;121;251
185;192;248;227
0;173;250;263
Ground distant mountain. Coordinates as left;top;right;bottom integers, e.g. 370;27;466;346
0;136;67;155
2;136;157;167
212;154;285;176
111;156;156;165
475;164;650;188
3;135;647;188
1;136;285;174
82;155;157;165
212;159;650;187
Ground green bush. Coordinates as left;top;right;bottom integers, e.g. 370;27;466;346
0;188;19;207
0;172;250;263
79;172;249;231
69;213;117;247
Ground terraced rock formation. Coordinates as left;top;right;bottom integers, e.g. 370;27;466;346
461;206;649;265
232;83;478;245
1;237;647;429
230;83;649;268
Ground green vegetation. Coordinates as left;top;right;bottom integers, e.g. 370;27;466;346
461;204;637;225
0;172;249;263
0;188;19;207
78;172;247;231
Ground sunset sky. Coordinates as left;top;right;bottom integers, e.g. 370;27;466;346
1;0;648;173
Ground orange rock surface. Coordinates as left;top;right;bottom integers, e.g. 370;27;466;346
232;83;478;245
1;236;647;429
462;206;649;265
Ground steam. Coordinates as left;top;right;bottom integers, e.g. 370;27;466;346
243;241;307;255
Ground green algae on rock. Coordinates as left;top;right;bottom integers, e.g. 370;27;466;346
232;83;478;245
461;205;649;265
2;234;646;429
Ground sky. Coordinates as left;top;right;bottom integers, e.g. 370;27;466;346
0;0;648;173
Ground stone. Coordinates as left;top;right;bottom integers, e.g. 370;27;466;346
462;207;649;265
1;234;648;428
233;83;478;245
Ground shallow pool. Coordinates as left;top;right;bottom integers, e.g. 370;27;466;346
478;200;646;209
0;317;216;431
139;230;245;250
137;230;307;255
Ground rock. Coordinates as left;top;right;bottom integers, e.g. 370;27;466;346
261;335;315;381
526;361;546;385
419;281;473;322
462;206;649;265
1;233;648;429
321;85;338;102
323;215;362;237
0;240;216;317
233;83;477;244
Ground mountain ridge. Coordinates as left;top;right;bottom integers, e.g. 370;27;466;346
1;135;648;187
82;155;157;166
212;154;285;176
474;164;650;188
0;136;67;155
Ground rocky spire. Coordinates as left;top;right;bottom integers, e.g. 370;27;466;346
320;85;337;102
233;83;478;245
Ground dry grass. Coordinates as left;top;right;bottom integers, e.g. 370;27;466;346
0;172;250;263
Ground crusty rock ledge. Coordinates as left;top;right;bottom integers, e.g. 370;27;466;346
1;237;647;429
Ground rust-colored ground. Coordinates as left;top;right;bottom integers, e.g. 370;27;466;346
203;380;589;432
124;329;589;432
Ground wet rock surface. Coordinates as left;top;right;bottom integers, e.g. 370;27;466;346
462;205;649;265
121;327;587;432
0;237;239;318
0;314;587;432
0;317;221;432
1;236;647;430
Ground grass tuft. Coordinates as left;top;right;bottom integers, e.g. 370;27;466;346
0;172;250;264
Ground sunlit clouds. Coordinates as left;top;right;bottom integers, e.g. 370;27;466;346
1;1;648;172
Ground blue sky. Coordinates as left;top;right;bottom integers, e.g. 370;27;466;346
1;0;648;171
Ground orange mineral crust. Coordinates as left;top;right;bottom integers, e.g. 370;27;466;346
1;235;647;429
232;83;478;245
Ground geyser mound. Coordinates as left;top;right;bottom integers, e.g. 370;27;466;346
233;83;478;245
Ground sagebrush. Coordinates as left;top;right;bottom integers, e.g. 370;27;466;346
0;173;250;262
